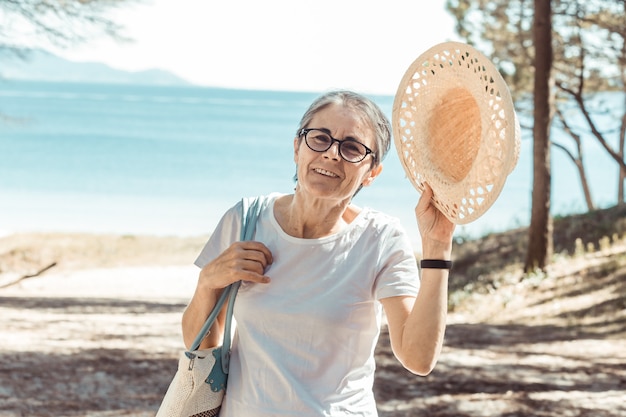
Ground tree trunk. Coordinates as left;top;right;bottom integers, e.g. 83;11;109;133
525;0;554;272
577;159;595;211
554;108;595;211
617;110;626;206
552;142;595;211
617;1;626;206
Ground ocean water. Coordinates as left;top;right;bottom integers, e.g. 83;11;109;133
0;81;620;250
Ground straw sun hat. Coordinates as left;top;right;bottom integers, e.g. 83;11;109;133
392;42;521;225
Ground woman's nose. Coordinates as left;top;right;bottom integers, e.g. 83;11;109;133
322;141;341;160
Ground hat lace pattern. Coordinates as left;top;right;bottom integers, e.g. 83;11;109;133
392;42;520;224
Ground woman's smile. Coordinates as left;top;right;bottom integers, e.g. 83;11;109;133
313;167;340;178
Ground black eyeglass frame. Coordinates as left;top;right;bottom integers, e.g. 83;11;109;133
298;128;376;163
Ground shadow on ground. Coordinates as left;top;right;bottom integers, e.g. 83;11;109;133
1;294;624;416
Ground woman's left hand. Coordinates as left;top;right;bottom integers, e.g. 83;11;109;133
415;183;455;247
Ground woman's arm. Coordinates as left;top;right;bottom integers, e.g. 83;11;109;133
181;240;274;349
381;183;455;375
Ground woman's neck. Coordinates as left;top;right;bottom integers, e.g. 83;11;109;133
274;193;359;239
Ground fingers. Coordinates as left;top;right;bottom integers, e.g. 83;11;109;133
415;182;456;245
237;241;273;267
421;182;434;198
199;241;274;289
232;242;273;282
416;182;435;218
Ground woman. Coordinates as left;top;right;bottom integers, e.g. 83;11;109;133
182;90;455;416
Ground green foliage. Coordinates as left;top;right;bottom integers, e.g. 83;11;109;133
446;0;535;97
446;0;625;98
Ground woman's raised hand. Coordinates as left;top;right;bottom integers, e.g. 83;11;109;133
415;183;456;248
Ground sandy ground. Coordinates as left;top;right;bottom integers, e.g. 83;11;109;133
1;233;625;417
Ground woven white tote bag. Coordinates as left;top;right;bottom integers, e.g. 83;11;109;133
156;196;266;417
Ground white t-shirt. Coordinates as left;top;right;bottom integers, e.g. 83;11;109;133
194;193;420;417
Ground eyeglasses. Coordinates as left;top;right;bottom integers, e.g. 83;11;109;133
298;128;376;163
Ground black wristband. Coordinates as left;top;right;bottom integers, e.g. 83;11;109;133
420;259;452;269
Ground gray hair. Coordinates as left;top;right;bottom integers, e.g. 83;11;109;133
296;90;391;167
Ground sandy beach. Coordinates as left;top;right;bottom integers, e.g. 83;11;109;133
1;231;625;417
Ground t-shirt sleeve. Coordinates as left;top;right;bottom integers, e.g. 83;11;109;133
374;218;420;300
194;201;243;268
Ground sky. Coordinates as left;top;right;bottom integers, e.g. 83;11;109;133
53;0;459;95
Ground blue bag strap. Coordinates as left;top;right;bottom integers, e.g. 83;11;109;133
188;196;267;365
188;284;231;352
221;195;266;372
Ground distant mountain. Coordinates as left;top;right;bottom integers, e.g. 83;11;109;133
0;49;191;86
